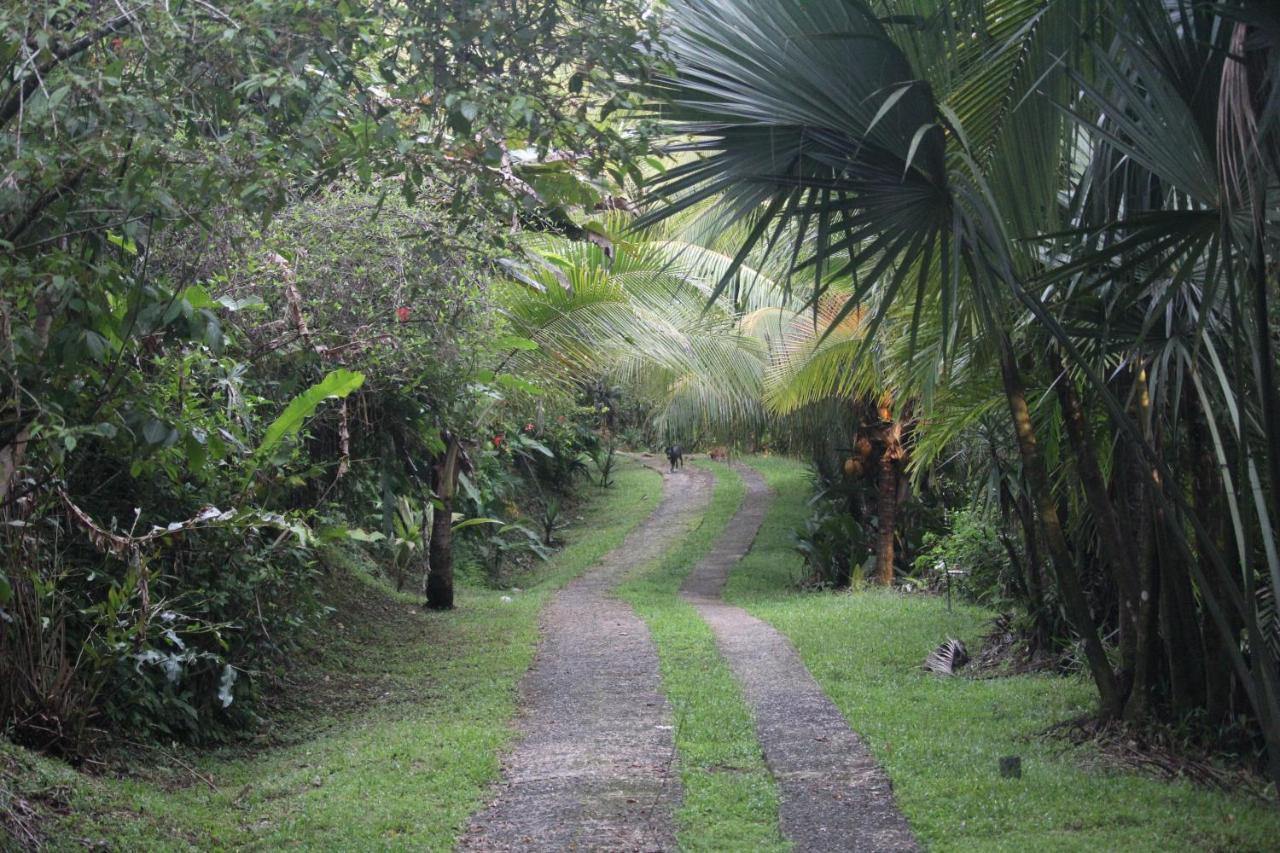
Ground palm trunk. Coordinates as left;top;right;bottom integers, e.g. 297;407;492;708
998;334;1122;718
872;399;901;586
1158;523;1206;716
1191;406;1233;725
1048;350;1140;633
875;460;897;585
992;436;1052;647
426;499;453;610
1120;436;1158;723
1012;488;1051;649
875;437;899;586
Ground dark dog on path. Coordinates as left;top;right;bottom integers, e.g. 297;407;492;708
665;445;684;472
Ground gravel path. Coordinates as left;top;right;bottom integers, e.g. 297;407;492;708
460;459;713;852
682;463;918;852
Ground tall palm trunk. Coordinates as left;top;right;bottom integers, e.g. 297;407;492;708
1049;349;1140;696
1191;404;1234;726
873;398;901;586
1049;350;1139;614
1116;422;1159;723
1157;522;1207;715
1012;487;1051;649
998;333;1122;718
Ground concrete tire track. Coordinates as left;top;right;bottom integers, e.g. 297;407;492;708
681;463;918;853
460;459;714;852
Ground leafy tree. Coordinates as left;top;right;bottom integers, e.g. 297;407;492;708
1;0;662;507
0;0;664;747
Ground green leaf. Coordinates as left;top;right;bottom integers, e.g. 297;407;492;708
317;525;385;543
106;232;138;255
183;434;208;470
83;330;109;361
251;369;365;473
217;295;267;312
865;82;916;137
458;472;481;505
517;437;554;457
183;286;216;309
493;335;539;351
452;517;504;531
496;373;544;396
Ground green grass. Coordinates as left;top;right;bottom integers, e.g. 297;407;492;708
3;459;663;852
616;460;789;852
14;454;1275;852
727;455;1280;853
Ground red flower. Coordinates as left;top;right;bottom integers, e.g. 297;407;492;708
492;434;504;447
396;306;411;323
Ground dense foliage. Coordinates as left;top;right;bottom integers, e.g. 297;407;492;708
640;0;1280;785
5;0;1280;808
448;0;1280;792
0;0;661;750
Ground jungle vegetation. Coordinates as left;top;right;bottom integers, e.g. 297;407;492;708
3;0;1280;824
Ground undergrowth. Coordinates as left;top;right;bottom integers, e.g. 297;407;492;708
1;460;662;851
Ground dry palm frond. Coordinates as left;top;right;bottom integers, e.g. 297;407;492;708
924;637;970;676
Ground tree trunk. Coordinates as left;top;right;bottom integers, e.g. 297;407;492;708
1048;350;1140;640
1158;523;1206;717
0;426;32;505
1121;436;1159;723
997;334;1122;719
872;398;901;586
426;436;461;611
1191;405;1234;726
0;292;54;505
1153;401;1206;716
1012;488;1051;649
874;448;898;586
992;434;1052;648
426;497;453;610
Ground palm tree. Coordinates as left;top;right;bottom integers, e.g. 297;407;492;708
497;218;771;443
642;0;1280;785
643;0;1124;716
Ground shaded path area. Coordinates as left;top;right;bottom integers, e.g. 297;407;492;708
682;464;918;852
461;460;713;851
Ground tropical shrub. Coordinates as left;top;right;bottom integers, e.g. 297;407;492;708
792;486;873;589
913;508;1016;606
